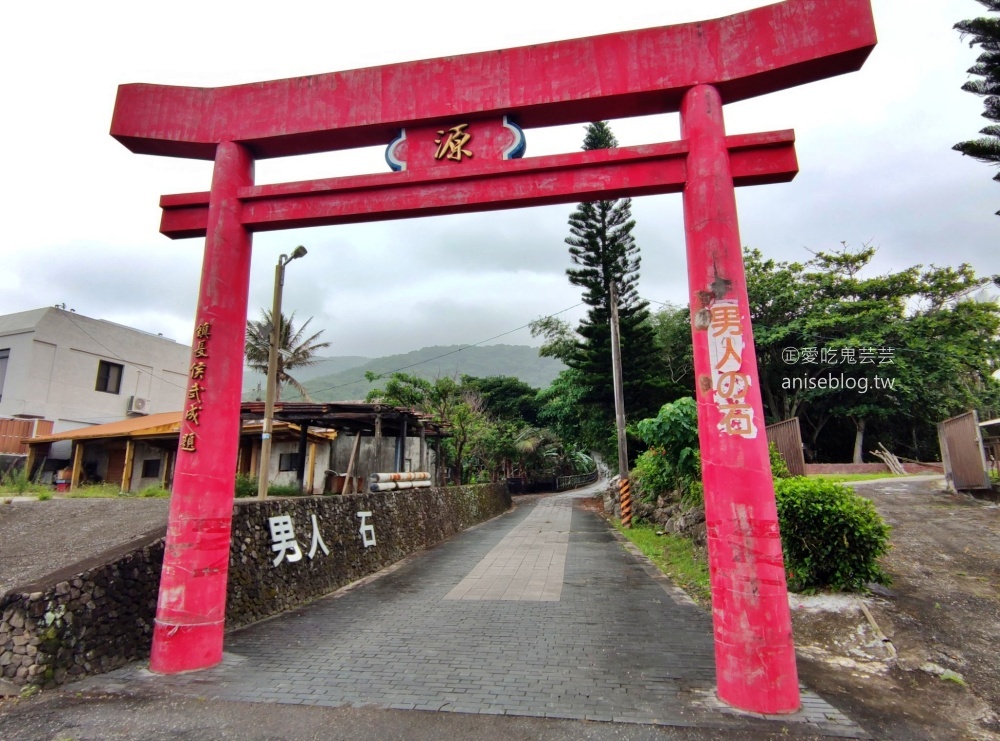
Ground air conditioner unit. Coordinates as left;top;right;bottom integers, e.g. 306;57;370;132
127;396;149;415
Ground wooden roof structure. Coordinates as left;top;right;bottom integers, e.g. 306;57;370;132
239;401;448;439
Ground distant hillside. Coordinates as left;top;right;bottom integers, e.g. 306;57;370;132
243;355;371;399
287;345;563;402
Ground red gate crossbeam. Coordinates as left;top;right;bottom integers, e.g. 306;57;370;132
111;0;874;160
159;130;797;238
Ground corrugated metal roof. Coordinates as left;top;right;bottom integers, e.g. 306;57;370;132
24;411;338;445
26;412;182;443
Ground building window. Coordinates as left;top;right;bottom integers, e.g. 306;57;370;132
95;360;124;394
141;459;161;478
0;349;8;402
278;453;300;472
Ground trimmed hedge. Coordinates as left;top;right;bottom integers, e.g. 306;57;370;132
775;477;891;592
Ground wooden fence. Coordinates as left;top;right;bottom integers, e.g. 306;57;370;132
938;410;990;491
765;418;806;477
0;418;53;456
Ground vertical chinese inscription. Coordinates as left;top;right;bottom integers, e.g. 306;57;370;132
707;300;757;438
181;320;212;453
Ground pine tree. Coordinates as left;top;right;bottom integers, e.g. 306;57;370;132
563;122;667;429
955;0;1000;215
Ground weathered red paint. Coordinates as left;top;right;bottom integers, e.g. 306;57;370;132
149;142;254;674
110;0;874;160
157;132;798;238
111;0;876;714
681;84;799;713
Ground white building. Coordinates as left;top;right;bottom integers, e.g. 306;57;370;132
0;308;191;452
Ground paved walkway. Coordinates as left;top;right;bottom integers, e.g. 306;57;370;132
81;488;863;737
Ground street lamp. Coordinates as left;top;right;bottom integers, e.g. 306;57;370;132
258;245;308;498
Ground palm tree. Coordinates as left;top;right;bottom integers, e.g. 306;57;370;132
245;310;332;401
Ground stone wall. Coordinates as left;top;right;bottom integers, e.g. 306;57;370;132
0;533;164;688
227;484;511;629
0;483;510;688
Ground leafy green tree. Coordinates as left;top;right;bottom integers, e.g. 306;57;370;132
461;375;541;426
535;368;611;456
245;310;331;400
955;0;1000;214
554;122;668;439
648;303;695;398
366;372;586;485
744;244;1000;462
528;315;578;363
365;372;475;484
633;397;701;503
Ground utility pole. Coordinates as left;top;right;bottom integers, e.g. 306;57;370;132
609;281;632;527
258;246;308;498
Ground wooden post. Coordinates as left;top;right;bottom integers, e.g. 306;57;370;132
70;442;84;491
343;433;362;495
306;441;317;494
296;425;309;491
25;445;36;480
162;450;173;490
122;439;135;493
372;413;383;478
248;440;259;480
419;424;427;472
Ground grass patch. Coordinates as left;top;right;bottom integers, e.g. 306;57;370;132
64;484;123;498
808;473;905;483
65;483;171;499
613;520;711;606
0;466;50;495
134;486;170;498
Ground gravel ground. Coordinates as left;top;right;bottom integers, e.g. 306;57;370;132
0;497;169;596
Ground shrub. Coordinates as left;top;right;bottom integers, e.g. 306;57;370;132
267;483;308;497
234;473;311;497
775;477;891;592
631;447;674;502
769;441;792;479
234;472;258;498
634;398;701;502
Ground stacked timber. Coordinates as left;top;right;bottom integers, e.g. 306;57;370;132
369;472;433;492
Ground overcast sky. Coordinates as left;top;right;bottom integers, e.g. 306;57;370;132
0;1;995;359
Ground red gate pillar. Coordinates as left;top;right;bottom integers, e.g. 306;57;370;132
150;141;254;673
680;84;800;714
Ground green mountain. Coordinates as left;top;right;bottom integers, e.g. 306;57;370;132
243;355;370;399
285;345;563;402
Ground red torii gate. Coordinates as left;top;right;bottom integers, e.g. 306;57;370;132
111;0;875;715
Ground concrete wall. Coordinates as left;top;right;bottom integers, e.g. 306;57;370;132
328;433;438;484
258;439;332;493
0;483;511;688
0;308;190;432
803;462;944;475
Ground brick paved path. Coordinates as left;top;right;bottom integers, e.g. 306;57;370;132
85;489;863;737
